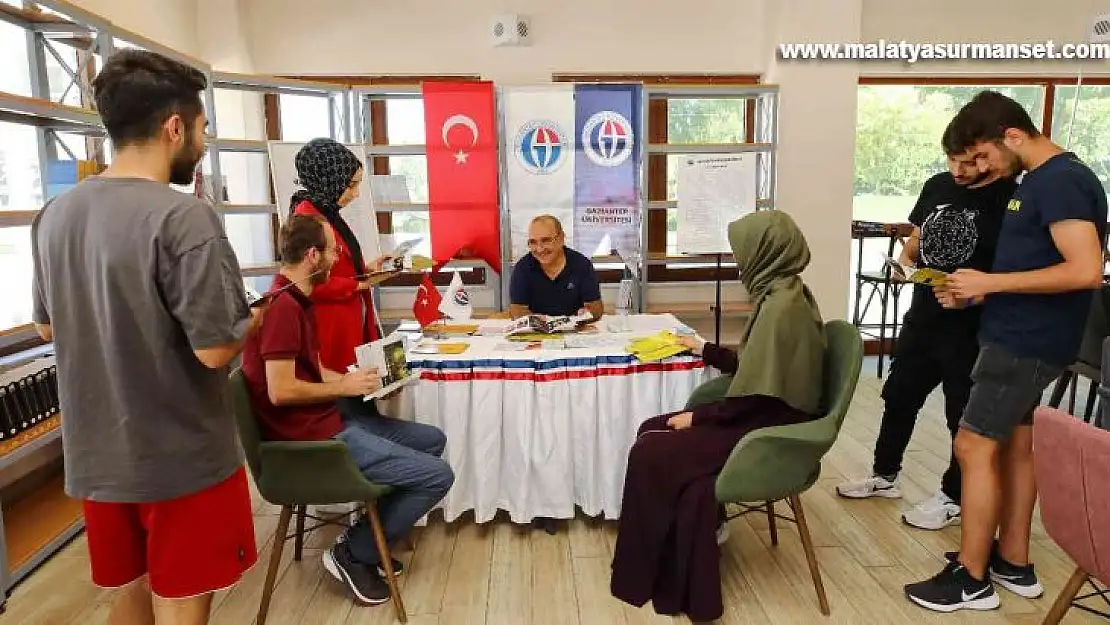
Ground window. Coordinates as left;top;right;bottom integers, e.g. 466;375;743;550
0;122;42;211
225;214;275;267
0;15;31;98
850;80;1051;332
0;226;33;330
385;99;425;145
854;84;1045;224
552;74;760;282
1052;85;1110;201
666;98;749;254
216;152;276;266
42;40;84;108
279;93;332;142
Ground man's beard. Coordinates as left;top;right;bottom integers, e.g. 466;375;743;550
169;135;203;186
309;260;331;285
959;170;989;186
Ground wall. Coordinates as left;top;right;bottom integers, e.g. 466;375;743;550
230;0;1108;319
242;0;767;83
194;0;274;270
67;0;200;59
860;0;1110;76
764;0;861;318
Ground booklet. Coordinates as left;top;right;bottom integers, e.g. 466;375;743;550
504;312;593;337
882;254;948;286
353;332;419;400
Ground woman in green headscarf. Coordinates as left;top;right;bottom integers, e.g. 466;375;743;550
610;210;826;622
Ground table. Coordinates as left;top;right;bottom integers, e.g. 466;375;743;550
396;314;717;524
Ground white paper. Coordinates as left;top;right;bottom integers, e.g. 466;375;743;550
267;141;382;260
368;175;411;205
675;154;757;254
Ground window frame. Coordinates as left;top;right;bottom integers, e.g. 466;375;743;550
272;75;487;289
851;75;1110;346
858;75;1110;140
0;15;106;357
552;73;760;283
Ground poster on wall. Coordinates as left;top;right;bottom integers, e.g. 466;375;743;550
501;83;642;272
502;85;576;263
267;140;382;260
675;154;757;255
573;84;642;271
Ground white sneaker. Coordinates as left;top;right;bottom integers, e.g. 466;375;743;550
716;522;730;545
902;491;961;530
836;475;902;499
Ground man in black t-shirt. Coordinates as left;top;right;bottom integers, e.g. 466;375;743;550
838;124;1016;534
906;91;1107;614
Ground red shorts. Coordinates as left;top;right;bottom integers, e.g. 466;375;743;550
83;467;258;599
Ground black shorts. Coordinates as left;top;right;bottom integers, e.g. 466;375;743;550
959;342;1064;441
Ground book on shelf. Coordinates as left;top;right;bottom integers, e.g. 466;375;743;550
0;358;60;444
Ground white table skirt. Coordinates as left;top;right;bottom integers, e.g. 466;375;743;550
394;314;717;524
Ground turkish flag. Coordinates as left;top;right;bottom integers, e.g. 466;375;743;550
422;81;501;272
413;273;444;328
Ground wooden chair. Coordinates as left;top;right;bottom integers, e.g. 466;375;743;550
229;369;408;623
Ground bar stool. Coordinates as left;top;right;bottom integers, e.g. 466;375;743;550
851;221;913;377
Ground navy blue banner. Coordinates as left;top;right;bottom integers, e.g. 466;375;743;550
573;84;642;260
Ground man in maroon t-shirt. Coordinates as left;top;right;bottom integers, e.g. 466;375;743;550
241;214;454;607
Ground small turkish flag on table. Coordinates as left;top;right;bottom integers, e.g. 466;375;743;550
422;81;501;272
413;273;444;328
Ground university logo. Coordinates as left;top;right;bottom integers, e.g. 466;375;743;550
516;120;567;174
582;110;634;167
454;287;470;306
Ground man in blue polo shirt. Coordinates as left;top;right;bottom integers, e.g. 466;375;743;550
905;91;1107;614
509;215;603;319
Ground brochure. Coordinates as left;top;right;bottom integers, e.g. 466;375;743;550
353;332;419;400
882;254;948;286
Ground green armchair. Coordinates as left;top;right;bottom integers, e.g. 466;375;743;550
684;319;864;616
230;369;408;624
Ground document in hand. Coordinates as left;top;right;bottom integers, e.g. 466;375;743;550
882;255;948;286
353;332;419;401
385;237;436;272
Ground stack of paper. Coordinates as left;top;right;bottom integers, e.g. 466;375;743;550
626;332;689;363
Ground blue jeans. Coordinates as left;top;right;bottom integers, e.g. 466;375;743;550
335;398;454;566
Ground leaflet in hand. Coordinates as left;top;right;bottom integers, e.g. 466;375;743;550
353;332;418;401
882;254;948;286
385;238;434;273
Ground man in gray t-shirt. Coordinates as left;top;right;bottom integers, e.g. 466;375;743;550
30;49;263;622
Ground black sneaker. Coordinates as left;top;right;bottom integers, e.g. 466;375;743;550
944;542;1044;599
323;542;391;605
335;532;405;578
905;560;999;612
376;557;405;578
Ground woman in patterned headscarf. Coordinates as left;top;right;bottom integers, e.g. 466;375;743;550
291;138;392;373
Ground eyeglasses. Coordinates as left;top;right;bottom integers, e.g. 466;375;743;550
527;236;559;248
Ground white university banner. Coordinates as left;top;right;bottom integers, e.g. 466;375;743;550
267;140;382;260
502;85;576;263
